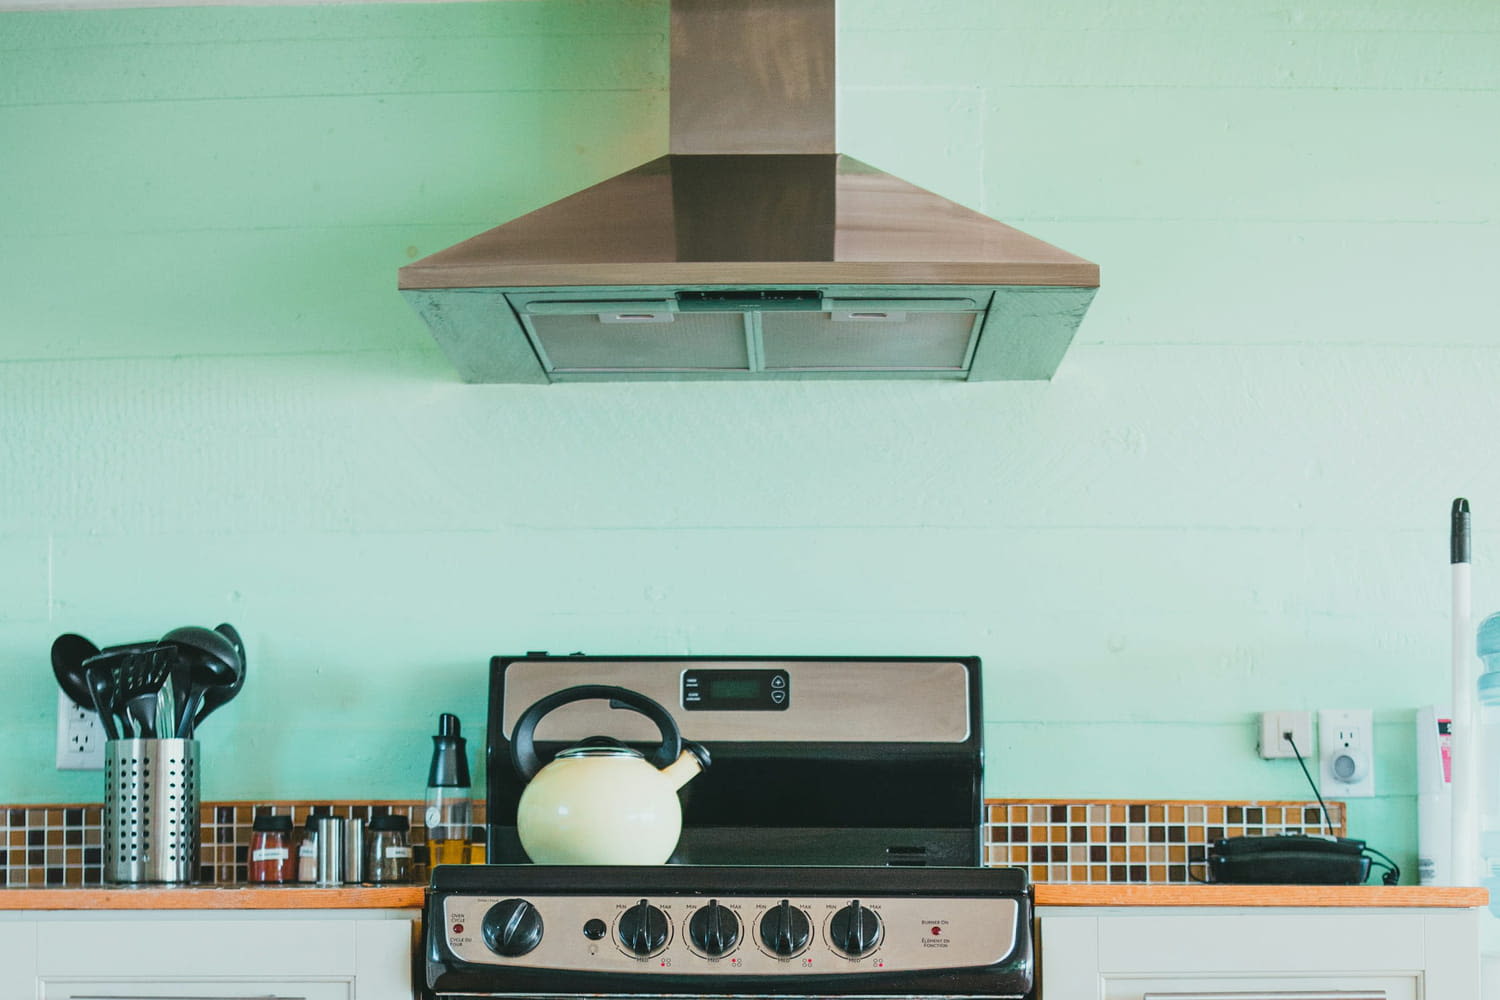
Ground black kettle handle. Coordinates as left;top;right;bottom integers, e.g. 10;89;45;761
510;684;683;780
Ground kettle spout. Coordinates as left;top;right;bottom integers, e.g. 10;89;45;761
662;741;711;791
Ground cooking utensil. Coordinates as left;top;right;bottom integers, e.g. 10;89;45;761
190;622;246;732
84;642;173;739
51;633;100;708
161;624;241;738
117;647;176;739
509;684;709;865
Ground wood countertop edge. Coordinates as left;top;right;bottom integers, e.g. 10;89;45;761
0;884;1486;911
0;885;426;910
1034;884;1489;907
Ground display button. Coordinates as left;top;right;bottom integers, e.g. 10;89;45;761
771;690;786;704
771;675;786;689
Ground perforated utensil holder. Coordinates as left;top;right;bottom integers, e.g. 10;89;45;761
104;738;200;883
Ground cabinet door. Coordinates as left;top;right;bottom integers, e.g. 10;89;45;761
41;979;349;999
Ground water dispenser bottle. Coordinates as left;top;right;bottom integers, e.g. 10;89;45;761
1475;612;1500;912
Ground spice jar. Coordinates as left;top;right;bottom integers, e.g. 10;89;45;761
297;812;320;883
367;814;413;884
248;815;295;884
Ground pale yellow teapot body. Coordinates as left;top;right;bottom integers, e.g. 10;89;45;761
508;685;710;865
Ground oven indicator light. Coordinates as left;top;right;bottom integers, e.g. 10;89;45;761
453;923;464;935
930;926;942;936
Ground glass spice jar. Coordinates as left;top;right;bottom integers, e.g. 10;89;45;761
367;814;413;884
248;815;295;884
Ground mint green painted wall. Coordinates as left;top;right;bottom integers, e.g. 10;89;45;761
2;0;1498;879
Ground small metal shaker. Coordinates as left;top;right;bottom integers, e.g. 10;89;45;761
343;817;366;883
314;815;345;885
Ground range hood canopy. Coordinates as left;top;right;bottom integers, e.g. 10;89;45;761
399;0;1099;383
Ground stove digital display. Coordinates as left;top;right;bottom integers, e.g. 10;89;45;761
682;668;790;711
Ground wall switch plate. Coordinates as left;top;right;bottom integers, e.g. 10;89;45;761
1258;710;1313;759
56;690;105;770
1319;708;1375;797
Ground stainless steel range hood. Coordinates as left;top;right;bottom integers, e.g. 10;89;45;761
399;0;1099;383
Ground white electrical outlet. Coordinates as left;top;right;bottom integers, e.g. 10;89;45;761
56;690;105;770
1319;708;1375;797
1258;710;1313;759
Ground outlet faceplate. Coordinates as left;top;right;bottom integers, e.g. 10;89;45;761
1258;710;1314;759
1319;708;1375;797
56;690;105;770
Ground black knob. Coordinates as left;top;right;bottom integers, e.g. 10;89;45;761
481;898;544;957
617;898;669;956
829;900;882;957
583;918;608;941
758;899;811;957
687;899;740;957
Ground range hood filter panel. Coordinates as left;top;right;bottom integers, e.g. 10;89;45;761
529;311;750;373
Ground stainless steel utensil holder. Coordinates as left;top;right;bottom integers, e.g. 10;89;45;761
104;738;199;884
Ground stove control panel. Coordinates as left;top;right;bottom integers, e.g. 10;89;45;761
440;894;1019;974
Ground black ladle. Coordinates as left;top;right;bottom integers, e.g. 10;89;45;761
162;625;241;738
190;623;247;732
82;642;166;739
50;633;100;709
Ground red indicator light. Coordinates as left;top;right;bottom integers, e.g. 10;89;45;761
453;923;464;934
930;926;942;936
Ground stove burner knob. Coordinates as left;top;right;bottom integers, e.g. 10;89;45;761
688;899;740;956
759;899;811;958
617;898;670;957
829;900;883;958
481;898;544;957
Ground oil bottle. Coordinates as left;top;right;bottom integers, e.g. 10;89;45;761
425;713;472;867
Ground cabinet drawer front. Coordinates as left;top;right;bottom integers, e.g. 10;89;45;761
41;980;350;1000
1104;976;1415;1000
1140;991;1388;999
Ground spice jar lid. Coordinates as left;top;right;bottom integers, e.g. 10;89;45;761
369;814;410;832
253;815;294;833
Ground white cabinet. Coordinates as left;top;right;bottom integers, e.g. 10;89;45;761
0;909;416;1000
1038;908;1480;1000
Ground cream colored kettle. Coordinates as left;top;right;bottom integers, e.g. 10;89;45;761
509;685;710;865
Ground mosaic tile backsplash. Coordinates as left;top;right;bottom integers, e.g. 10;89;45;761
2;798;1341;888
983;799;1346;885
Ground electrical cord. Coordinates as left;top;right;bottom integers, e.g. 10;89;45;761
1283;734;1335;836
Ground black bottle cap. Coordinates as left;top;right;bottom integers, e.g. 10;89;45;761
429;712;471;787
370;814;410;832
253;814;293;833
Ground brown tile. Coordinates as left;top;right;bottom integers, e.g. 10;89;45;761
1149;865;1166;882
1128;864;1146;882
1089;865;1107;881
1169;865;1188;882
1110;805;1126;821
1148;805;1165;822
1090;845;1107;862
1010;825;1028;842
1167;805;1185;822
1129;845;1145;862
1089;805;1107;822
1031;846;1047;863
45;829;62;847
1128;824;1146;842
1148;826;1166;843
1069;864;1088;881
1070;826;1087;843
1010;846;1028;863
1070;805;1086;822
1188;825;1205;843
1148;846;1166;863
1050;846;1067;863
1265;806;1284;824
1090;825;1106;842
1110;846;1125;862
1070;846;1087;863
1050;805;1067;822
987;825;1007;843
1033;826;1049;843
1128;805;1146;823
1109;825;1125;843
1168;846;1186;863
1206;806;1226;823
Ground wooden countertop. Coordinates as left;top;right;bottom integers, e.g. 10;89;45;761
0;883;1486;911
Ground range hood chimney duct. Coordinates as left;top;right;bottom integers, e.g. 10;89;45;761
398;0;1099;383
